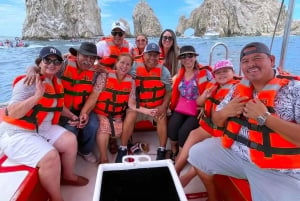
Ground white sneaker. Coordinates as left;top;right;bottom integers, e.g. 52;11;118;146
79;152;97;163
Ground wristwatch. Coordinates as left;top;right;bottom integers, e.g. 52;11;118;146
256;111;271;125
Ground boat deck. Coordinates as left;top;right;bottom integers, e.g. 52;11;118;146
62;130;207;201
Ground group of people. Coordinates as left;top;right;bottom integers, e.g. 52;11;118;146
0;20;299;201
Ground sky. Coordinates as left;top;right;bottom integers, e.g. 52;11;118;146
0;0;299;37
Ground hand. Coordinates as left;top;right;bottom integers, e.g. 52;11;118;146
34;74;45;100
223;96;248;118
78;113;89;128
67;115;80;127
203;85;218;98
243;98;268;120
93;63;107;73
154;105;167;120
146;109;158;117
24;66;39;86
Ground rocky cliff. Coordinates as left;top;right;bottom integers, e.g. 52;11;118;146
176;0;287;37
22;0;103;39
132;1;162;37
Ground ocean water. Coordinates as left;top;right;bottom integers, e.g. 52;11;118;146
0;35;299;103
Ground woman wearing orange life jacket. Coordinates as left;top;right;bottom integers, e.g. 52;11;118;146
131;34;148;61
173;59;239;186
168;45;213;162
0;47;89;201
80;53;135;164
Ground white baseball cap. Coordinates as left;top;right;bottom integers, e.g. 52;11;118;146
111;21;126;32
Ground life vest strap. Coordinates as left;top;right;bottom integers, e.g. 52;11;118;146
64;89;89;97
61;76;92;85
224;130;300;156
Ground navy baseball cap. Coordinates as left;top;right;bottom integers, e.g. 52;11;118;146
143;43;160;54
240;42;271;61
39;46;63;61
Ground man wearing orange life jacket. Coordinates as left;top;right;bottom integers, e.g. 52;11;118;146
58;42;100;163
188;42;300;201
115;43;172;163
96;21;133;70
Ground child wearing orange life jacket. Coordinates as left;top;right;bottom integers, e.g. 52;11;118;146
174;59;240;187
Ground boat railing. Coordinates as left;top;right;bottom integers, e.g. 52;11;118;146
208;42;229;67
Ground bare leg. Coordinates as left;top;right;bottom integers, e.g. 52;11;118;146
97;133;110;163
120;110;137;146
156;116;167;147
54;131;77;180
170;140;178;154
175;127;211;174
180;166;197;187
37;149;64;201
195;167;218;201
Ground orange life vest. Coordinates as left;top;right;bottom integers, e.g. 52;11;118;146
60;56;95;112
135;61;166;108
94;70;133;118
200;78;240;137
223;75;300;169
2;75;64;132
169;65;212;111
99;37;129;69
131;47;143;60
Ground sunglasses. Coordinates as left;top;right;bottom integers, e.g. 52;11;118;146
179;53;195;59
136;39;146;42
43;57;62;65
111;31;124;37
162;36;173;41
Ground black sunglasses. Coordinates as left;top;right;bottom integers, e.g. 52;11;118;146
111;31;124;37
179;53;195;59
43;57;62;65
162;36;173;41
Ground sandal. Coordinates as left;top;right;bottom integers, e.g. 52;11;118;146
109;137;118;154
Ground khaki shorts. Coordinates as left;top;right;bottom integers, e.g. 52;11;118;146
98;115;123;137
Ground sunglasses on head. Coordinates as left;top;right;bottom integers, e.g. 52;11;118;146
162;36;173;41
179;53;195;59
111;31;124;37
43;57;62;65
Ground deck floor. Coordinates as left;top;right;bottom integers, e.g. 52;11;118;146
61;131;207;201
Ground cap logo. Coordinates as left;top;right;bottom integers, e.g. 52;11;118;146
115;22;120;26
49;48;57;54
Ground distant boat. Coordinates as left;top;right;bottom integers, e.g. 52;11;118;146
203;28;220;39
0;39;29;48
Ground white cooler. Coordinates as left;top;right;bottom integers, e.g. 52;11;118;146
93;155;187;201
